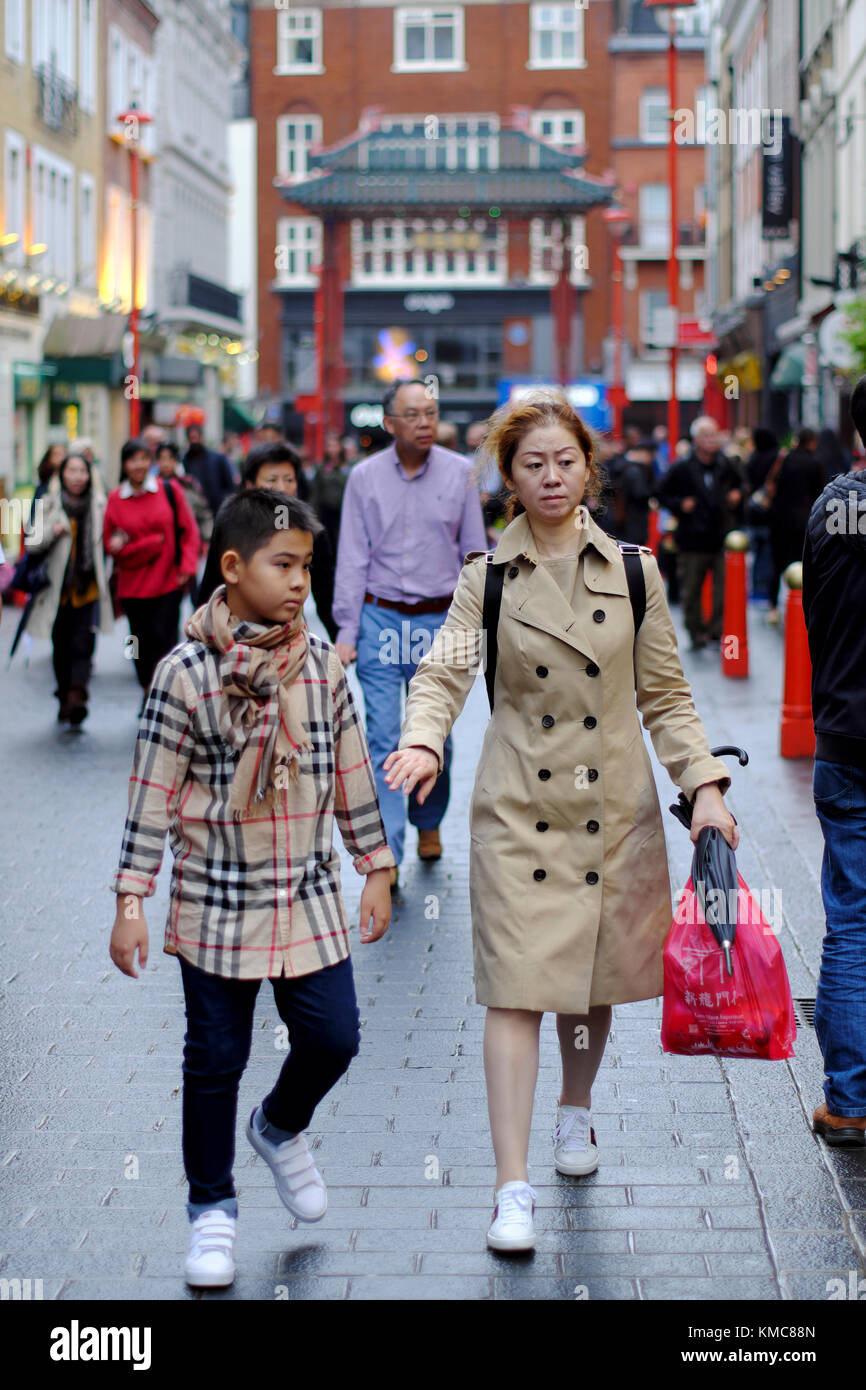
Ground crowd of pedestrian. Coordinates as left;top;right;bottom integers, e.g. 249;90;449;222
3;376;864;1287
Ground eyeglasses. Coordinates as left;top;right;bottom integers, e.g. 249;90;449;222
389;408;439;422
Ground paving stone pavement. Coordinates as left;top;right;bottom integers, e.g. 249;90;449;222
1;585;865;1303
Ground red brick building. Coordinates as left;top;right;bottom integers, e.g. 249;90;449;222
248;0;710;442
607;0;711;434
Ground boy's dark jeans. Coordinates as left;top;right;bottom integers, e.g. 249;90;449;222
179;954;360;1218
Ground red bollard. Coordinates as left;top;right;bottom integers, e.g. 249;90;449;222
648;507;661;556
721;532;749;677
780;562;816;758
701;570;713;625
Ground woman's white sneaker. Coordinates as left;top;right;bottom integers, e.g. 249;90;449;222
184;1210;237;1287
246;1107;328;1222
553;1104;599;1176
486;1180;537;1251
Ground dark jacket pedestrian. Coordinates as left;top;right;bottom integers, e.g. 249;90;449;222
766;432;825;615
816;427;850;487
310;434;352;553
618;444;656;546
182;425;237;516
655;419;744;648
801;384;866;1140
744;427;779;599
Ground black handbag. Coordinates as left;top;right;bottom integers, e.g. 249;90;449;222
9;549;52;596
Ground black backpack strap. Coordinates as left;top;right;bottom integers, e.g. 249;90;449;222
482;553;506;712
618;543;647;636
163;477;182;568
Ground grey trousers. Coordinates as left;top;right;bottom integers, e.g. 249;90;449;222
676;548;725;643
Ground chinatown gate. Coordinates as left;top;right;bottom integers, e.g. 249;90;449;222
277;114;616;454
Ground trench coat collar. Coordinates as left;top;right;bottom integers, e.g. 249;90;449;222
491;507;631;663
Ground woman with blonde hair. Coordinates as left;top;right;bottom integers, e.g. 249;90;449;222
384;389;738;1252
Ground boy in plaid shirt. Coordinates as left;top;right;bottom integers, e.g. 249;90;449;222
109;489;394;1287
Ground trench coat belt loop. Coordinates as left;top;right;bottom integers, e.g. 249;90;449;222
363;591;453;616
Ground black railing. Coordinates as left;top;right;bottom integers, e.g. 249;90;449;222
35;61;79;136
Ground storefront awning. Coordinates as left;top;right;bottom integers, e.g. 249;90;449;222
42;313;127;357
224;398;258;433
769;343;805;390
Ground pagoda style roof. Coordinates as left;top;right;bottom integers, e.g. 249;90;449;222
277;122;616;216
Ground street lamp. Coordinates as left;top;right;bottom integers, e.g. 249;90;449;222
603;206;630;439
644;0;696;448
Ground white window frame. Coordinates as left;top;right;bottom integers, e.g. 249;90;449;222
529;216;588;287
529;109;586;150
32;144;74;281
79;0;96;112
641;289;670;347
392;7;466;74
141;56;156;155
77;171;96;289
5;0;25;63
639;183;670;250
34;0;75;81
528;4;586;71
275;8;324;75
640;87;669;144
3;129;26;266
372;113;499;171
275;216;322;288
350;216;506;287
276;114;323;180
108;25;124;133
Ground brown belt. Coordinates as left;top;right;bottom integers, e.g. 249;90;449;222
364;590;453;615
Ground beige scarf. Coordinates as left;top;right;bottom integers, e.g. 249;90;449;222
186;585;311;818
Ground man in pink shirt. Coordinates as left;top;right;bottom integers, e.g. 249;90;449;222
333;379;487;888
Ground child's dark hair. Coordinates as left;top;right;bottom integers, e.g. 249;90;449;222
156;440;180;460
212;488;322;565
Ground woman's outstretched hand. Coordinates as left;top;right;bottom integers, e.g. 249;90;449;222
690;782;739;850
383;746;439;804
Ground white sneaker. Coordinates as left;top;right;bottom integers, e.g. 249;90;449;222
486;1180;537;1251
553;1104;599;1176
184;1210;237;1287
246;1106;328;1222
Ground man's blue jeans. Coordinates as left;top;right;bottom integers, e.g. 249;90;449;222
356;600;452;865
179;954;360;1220
813;759;866;1116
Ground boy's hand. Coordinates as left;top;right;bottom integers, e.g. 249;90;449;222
359;868;391;944
109;895;149;978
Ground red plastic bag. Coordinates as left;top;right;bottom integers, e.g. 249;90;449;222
661;871;796;1059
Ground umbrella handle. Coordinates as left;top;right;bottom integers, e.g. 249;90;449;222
709;744;749;767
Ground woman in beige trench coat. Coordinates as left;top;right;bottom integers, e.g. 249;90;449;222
384;390;739;1253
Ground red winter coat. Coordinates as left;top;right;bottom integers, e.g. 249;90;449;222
103;477;200;601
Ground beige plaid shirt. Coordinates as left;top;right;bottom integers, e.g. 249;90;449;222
111;629;395;979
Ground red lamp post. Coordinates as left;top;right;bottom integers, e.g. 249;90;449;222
116;100;152;438
644;0;696;451
603;207;630;439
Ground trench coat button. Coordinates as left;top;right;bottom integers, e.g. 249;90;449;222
541;714;555;728
536;665;548;677
593;609;606;623
583;715;597;729
587;819;600;833
536;821;549;832
587;768;599;782
533;868;546;881
538;768;551;780
508;566;519;578
586;662;600;677
586;871;599;885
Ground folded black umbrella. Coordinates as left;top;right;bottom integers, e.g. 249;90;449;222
669;745;748;978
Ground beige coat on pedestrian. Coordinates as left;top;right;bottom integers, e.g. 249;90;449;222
397;506;731;1015
24;478;113;641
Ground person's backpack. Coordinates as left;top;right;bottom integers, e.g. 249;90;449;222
482;544;647;712
163;477;183;568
